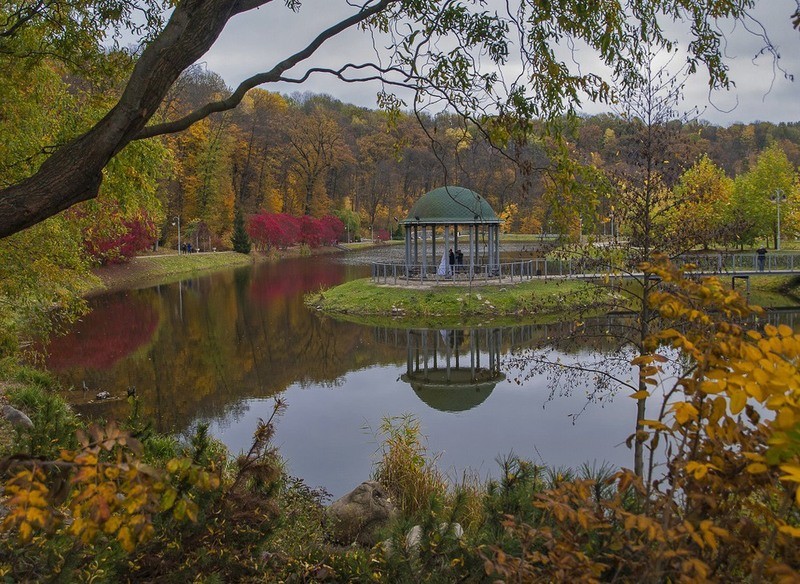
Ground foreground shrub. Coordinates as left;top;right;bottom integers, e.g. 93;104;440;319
372;414;448;518
5;380;80;459
0;396;287;582
481;256;800;582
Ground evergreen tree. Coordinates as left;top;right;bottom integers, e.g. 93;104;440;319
231;209;251;254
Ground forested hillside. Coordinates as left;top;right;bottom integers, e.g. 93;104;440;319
157;66;800;244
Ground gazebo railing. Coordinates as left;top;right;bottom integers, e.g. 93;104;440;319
371;260;535;284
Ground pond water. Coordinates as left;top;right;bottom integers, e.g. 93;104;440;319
44;249;800;498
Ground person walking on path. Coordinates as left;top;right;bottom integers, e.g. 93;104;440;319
757;247;767;271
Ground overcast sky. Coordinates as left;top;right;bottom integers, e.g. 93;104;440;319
199;0;800;126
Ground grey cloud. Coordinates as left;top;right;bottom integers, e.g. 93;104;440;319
201;0;799;124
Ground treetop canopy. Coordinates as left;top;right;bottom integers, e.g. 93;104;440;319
0;0;786;238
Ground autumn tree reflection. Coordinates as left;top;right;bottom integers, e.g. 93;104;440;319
46;293;160;372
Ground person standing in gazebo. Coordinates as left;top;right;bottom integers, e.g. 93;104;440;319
399;186;503;282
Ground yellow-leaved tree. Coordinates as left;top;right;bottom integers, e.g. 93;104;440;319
484;255;799;582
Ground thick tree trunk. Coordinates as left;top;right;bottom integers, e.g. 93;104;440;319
0;0;267;238
0;0;392;238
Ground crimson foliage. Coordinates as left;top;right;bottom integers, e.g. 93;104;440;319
84;214;158;265
247;212;344;250
318;215;345;245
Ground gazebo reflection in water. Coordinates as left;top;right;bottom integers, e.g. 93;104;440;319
402;328;506;413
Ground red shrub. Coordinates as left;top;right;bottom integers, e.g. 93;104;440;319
248;212;301;250
319;215;345;245
246;212;343;250
84;213;158;265
298;215;324;247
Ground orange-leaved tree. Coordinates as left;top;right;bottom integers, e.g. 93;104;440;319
0;400;286;581
1;421;219;553
484;256;799;582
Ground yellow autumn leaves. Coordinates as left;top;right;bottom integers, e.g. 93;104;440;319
1;422;220;552
638;256;800;538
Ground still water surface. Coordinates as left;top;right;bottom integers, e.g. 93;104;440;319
46;251;690;498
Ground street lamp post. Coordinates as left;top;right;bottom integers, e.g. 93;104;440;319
172;216;181;254
610;205;615;241
771;189;785;250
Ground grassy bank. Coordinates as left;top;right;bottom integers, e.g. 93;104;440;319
90;251;254;294
89;242;385;295
307;272;800;327
306;277;609;325
746;274;800;307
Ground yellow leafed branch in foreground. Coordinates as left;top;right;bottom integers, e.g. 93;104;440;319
485;255;799;582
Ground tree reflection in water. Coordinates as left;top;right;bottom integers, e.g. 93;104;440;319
45;292;160;372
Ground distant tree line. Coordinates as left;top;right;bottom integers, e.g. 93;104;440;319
156;66;799;251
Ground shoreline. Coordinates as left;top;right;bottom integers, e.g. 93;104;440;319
87;243;362;296
88;251;256;295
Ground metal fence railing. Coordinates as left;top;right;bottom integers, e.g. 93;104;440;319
673;253;800;274
371;253;800;285
371;260;535;284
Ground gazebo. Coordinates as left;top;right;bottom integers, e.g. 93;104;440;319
400;186;501;279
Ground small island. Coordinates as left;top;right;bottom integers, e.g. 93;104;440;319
306;276;606;325
306;186;614;325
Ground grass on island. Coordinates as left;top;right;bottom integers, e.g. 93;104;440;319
306;276;608;324
307;271;800;327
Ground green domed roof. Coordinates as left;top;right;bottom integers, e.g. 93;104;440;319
401;369;504;412
403;186;499;224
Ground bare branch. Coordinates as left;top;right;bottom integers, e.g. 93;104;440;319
136;0;395;140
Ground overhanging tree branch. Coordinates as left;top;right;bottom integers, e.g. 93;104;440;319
0;0;281;238
137;0;395;139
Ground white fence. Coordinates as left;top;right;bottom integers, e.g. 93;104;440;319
371;260;535;284
371;253;800;285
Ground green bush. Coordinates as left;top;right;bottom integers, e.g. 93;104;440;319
6;384;79;458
